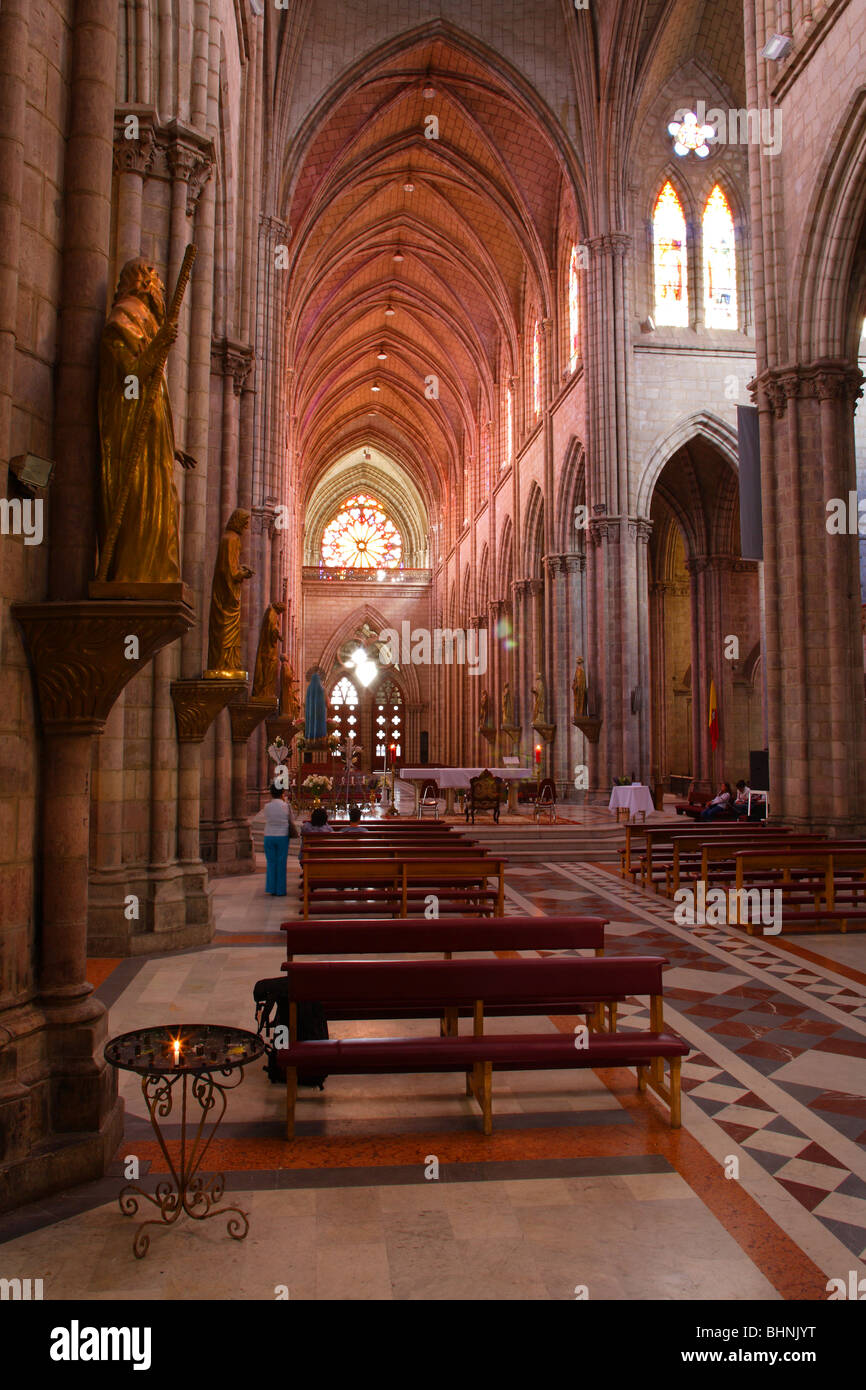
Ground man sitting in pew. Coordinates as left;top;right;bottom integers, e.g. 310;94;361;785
732;780;751;818
344;804;367;831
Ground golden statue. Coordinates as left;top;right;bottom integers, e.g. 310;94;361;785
573;657;588;718
251;601;286;701
531;669;547;724
205;509;253;677
97;256;196;583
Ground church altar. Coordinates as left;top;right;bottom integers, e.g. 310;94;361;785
399;766;534;815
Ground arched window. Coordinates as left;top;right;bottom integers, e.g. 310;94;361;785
568;244;580;371
374;679;403;761
505;385;514;464
703;185;737;330
320;493;402;569
532;321;541;416
329;676;359;738
653;181;688;327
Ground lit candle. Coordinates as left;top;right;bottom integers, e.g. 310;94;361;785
172;1037;181;1066
535;744;541;766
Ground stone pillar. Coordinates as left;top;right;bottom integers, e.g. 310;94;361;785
753;361;866;828
0;0;29;471
112;117;155;270
49;0;120;599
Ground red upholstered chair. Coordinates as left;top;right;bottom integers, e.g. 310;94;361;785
465;770;503;825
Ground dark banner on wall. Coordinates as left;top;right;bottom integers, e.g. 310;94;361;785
737;405;763;560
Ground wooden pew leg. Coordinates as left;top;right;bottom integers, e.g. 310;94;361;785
636;1064;647;1093
465;1070;472;1096
480;1062;492;1136
286;1067;297;1141
669;1055;682;1128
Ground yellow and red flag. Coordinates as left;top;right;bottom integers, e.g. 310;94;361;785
708;678;719;750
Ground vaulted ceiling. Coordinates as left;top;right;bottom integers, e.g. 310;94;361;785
279;34;578;528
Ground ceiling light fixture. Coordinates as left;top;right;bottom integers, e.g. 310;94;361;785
403;180;415;192
384;305;395;317
393;251;404;262
760;32;793;61
371;382;381;392
423;86;435;99
377;348;388;360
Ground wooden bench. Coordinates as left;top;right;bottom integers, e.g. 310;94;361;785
732;848;866;933
301;855;506;918
667;833;821;897
278;915;610;1029
621;823;789;888
278;956;688;1137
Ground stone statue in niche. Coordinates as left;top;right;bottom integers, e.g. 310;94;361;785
478;688;491;730
572;657;588;718
205;509;253;676
531;669;547;724
281;662;302;723
501;681;514;727
251;601;286;701
96;256;196;584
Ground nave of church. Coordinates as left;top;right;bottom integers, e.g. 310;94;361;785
1;0;866;1337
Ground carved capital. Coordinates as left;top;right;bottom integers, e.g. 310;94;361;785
588;517;619;546
228;697;277;745
12;598;195;735
212;338;255;396
628;516;653;545
166;138;215;216
171;677;248;744
753;359;864;416
113;129;156;177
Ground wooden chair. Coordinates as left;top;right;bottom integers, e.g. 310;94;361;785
532;777;557;824
465;769;503;825
418;779;440;821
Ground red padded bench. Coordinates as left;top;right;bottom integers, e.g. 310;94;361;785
279;915;609;1028
278;956;687;1137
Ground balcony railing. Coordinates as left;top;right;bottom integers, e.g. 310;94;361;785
302;566;432;584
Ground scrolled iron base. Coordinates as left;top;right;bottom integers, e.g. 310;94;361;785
119;1067;250;1258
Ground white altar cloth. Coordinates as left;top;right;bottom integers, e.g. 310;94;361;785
608;784;655;816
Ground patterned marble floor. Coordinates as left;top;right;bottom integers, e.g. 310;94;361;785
0;852;862;1301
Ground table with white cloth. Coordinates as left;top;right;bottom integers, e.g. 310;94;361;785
400;767;535;815
608;783;655;821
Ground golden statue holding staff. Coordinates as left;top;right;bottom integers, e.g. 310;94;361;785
251;601;287;701
96;250;196;584
205;510;253;678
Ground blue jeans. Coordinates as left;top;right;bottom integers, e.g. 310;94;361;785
264;835;289;896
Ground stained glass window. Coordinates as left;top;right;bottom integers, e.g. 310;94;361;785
329;677;359;738
320;493;402;568
653;181;688;327
374;679;403;761
703;185;737;330
569;244;580;371
532;321;541;416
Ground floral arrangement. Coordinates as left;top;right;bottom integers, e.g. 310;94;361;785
302;774;333;796
295;735;307;753
335;741;363;762
326;730;341;751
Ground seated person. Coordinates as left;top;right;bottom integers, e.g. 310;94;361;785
346;803;367;830
302;806;333;835
699;782;734;820
732;779;750;817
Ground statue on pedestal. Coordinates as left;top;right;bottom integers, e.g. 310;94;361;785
205;509;253;676
531;669;547;725
281;661;301;723
251;601;286;701
304;670;327;740
572;657;588;718
97;255;196;584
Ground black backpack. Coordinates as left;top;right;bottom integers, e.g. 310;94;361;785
253;976;329;1088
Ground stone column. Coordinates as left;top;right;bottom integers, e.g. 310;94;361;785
112;117;155;270
753;361;866;828
49;0;119;599
0;0;29;472
649;580;669;788
511;579;531;754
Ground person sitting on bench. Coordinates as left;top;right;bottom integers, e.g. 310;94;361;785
699;782;733;820
346;804;367;830
732;779;751;818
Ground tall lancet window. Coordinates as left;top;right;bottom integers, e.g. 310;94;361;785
505;385;514;465
532;320;541;416
653;181;689;327
703;185;737;329
568;244;580;371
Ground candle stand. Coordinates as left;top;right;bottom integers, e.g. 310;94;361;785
105;1024;264;1258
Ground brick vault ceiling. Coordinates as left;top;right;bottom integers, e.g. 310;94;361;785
281;36;576;517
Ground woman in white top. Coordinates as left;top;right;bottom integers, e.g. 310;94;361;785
263;784;299;897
